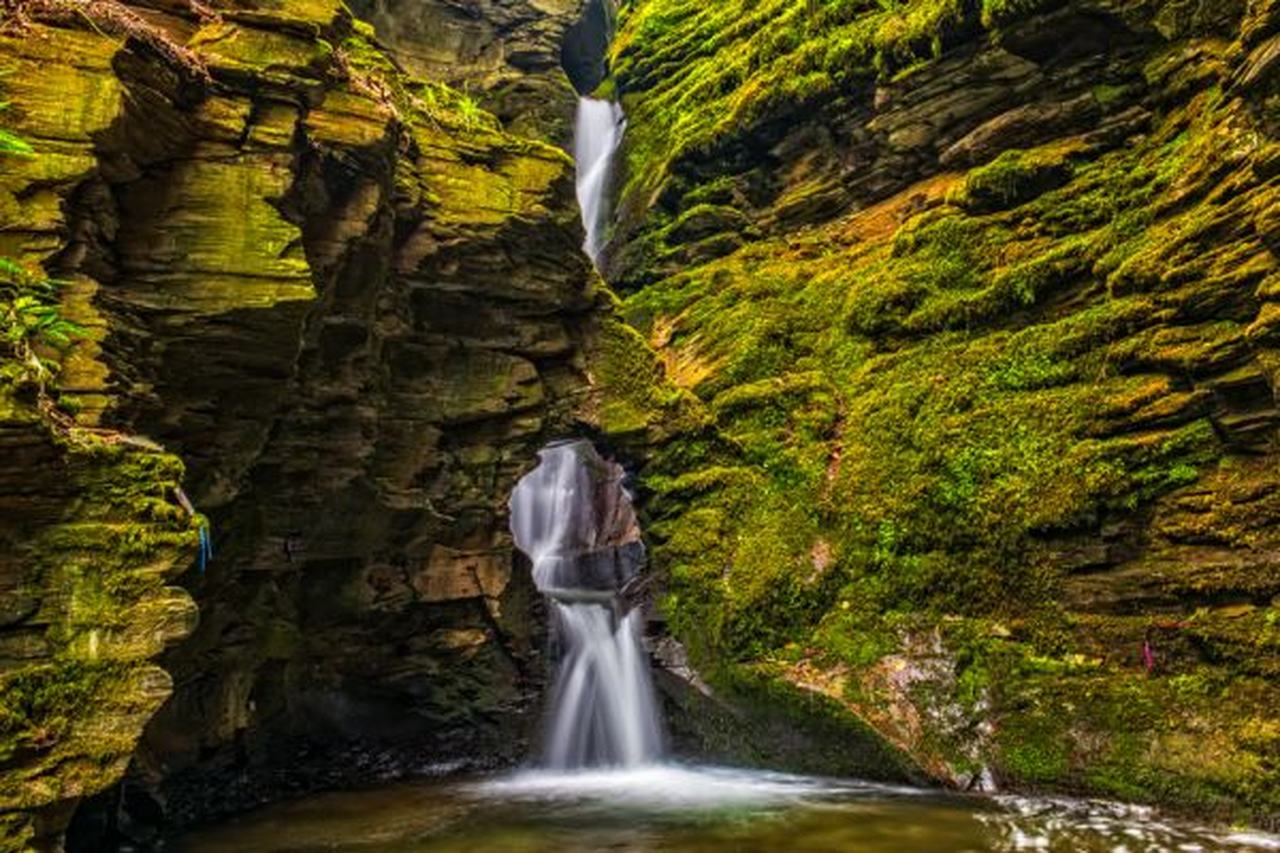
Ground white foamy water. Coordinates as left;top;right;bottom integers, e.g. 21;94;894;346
509;440;663;769
574;97;625;265
980;794;1280;852
472;764;912;809
541;604;663;767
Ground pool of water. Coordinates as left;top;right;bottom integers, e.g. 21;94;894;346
174;764;1278;852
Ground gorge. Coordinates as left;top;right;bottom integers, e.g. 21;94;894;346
0;0;1278;850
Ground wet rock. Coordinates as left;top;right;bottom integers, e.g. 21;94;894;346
414;546;512;603
939;93;1101;168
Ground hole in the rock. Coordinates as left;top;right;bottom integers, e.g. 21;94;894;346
508;439;664;769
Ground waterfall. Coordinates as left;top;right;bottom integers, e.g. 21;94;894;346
510;440;664;769
574;98;625;266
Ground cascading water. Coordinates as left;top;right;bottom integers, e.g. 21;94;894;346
509;440;663;769
574;98;625;265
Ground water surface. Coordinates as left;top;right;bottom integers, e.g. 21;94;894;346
175;765;1280;852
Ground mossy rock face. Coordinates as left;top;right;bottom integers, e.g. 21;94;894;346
0;399;200;851
0;0;601;844
953;144;1078;212
597;0;1280;828
343;0;592;143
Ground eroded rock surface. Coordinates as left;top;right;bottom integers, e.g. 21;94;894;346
345;0;591;140
592;0;1280;828
0;0;599;845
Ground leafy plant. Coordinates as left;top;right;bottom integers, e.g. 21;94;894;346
455;91;483;127
0;66;32;157
0;123;32;156
0;76;79;406
0;258;83;399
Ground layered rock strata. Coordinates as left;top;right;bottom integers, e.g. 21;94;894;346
0;0;598;845
593;0;1280;827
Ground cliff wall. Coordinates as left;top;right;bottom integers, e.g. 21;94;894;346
595;0;1280;827
0;0;598;845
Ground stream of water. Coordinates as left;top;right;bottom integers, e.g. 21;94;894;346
509;439;663;769
574;97;625;265
175;767;1280;852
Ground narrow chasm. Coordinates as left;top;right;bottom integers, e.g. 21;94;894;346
3;0;1280;849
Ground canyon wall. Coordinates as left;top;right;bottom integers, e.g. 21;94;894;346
0;0;598;846
3;0;1279;846
593;0;1280;828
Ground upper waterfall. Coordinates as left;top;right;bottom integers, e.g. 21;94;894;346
573;98;625;266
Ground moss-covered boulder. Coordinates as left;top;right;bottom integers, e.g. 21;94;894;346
0;397;199;850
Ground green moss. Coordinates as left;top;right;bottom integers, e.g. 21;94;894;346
0;411;201;816
954;146;1076;213
991;667;1280;821
980;0;1055;27
610;0;1041;220
0;661;120;762
597;6;1280;822
708;660;924;779
627;89;1253;659
995;705;1073;785
590;317;705;439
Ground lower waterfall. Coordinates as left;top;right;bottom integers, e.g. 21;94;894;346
509;439;663;769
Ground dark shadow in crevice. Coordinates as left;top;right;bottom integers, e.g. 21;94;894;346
561;0;615;95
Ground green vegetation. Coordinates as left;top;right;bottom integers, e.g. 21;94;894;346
952;144;1077;213
0;661;118;763
608;0;1083;222
335;24;504;133
0;258;83;401
601;0;1279;824
0;423;201;828
0;78;82;410
0;67;34;157
611;0;959;214
0;124;32;156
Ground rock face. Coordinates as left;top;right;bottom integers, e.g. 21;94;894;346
0;0;599;846
0;400;199;851
3;0;1278;845
594;0;1280;829
345;0;592;140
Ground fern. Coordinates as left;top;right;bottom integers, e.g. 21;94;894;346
0;260;84;399
0;71;74;399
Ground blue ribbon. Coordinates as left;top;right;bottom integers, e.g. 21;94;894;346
198;524;213;574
